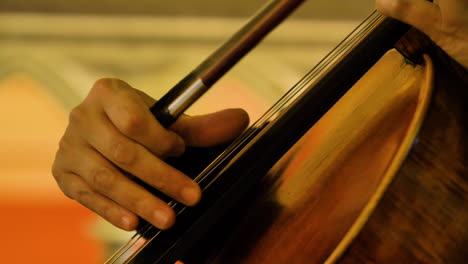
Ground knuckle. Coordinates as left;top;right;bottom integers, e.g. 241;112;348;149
113;141;137;166
151;174;167;192
54;137;76;170
53;174;76;201
118;110;145;137
68;106;86;125
378;0;407;15
92;78;130;96
89;167;115;190
91;78;113;95
73;189;93;203
88;78;114;104
61;188;74;200
53;174;70;198
57;135;72;154
390;0;406;12
51;159;62;181
51;152;71;193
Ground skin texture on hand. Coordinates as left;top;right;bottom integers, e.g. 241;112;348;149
52;78;249;231
53;0;466;233
376;0;468;69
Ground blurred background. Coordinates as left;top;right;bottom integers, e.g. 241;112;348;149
0;0;373;263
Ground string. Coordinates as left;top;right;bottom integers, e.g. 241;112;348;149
106;10;386;264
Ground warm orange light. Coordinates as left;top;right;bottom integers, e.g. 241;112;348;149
0;74;104;263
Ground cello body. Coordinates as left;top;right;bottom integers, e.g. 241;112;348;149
178;32;468;264
337;46;468;263
106;7;468;262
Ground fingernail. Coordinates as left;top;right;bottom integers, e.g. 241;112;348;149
181;185;201;205
153;210;169;228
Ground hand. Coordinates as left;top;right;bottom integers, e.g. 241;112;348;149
376;0;468;69
52;78;249;231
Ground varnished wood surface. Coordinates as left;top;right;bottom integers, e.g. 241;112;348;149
178;48;459;263
337;49;468;263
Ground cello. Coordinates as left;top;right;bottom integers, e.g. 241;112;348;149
106;0;468;263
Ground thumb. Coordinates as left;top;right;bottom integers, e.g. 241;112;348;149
171;108;250;147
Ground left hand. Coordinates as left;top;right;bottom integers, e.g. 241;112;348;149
376;0;468;69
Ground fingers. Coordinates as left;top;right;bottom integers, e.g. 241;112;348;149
53;170;139;231
82;79;201;204
79;112;201;206
87;78;185;158
131;86;250;147
54;143;178;230
52;77;249;231
376;0;441;36
51;78;199;230
52;137;139;230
